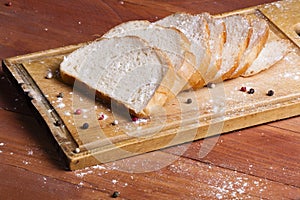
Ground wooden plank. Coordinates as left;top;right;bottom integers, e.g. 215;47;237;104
163;125;300;187
0;164;110;200
104;0;278;16
268;116;300;133
2;151;299;200
1;118;299;200
1;109;299;199
0;109;65;169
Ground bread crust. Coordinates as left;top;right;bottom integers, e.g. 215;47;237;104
202;13;226;85
242;39;292;77
230;17;270;79
156;12;211;90
223;15;253;80
209;14;253;83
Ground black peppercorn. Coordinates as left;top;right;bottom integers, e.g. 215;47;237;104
57;92;64;98
248;88;255;94
54;120;62;126
186;98;192;104
112;191;120;198
82;123;89;129
267;90;274;96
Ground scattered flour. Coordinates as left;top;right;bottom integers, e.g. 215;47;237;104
28;150;33;155
75;170;94;178
57;102;65;109
22;160;30;165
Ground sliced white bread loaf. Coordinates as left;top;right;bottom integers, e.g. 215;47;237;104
200;13;226;85
60;36;177;117
155;12;211;90
211;14;252;82
102;20;196;92
242;39;292;77
230;16;269;79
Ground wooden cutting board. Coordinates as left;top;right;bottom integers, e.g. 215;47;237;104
3;0;300;170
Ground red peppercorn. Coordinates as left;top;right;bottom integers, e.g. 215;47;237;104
74;109;82;115
240;87;247;92
98;114;105;120
132;117;138;122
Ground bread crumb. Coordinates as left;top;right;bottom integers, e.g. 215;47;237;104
133;118;148;124
57;102;65;108
64;111;71;116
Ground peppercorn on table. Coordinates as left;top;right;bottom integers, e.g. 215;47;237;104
0;0;300;199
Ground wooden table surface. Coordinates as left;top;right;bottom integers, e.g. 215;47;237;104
0;0;299;199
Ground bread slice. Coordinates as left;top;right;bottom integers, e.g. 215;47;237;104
211;14;252;82
230;16;269;79
155;12;211;90
242;39;292;77
200;13;226;85
102;20;196;92
60;36;177;117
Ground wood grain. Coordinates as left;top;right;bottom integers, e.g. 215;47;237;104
164;125;300;187
0;0;299;199
268;116;300;133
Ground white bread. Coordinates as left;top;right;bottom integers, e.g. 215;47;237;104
60;12;287;118
211;14;252;82
230;16;269;79
155;12;211;90
242;39;292;77
60;36;177;117
200;13;226;85
102;20;196;92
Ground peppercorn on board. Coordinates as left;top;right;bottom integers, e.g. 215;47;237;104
3;0;300;170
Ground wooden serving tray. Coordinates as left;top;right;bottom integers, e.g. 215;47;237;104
3;0;300;170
